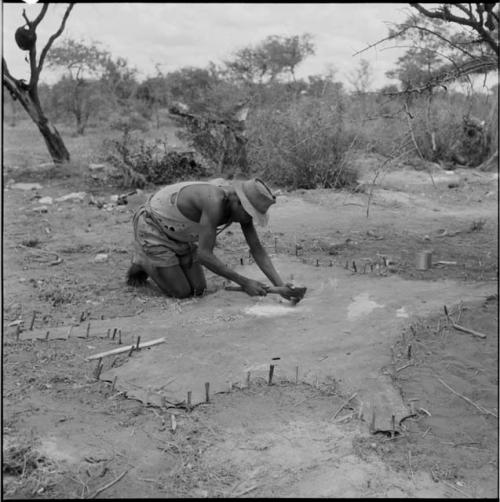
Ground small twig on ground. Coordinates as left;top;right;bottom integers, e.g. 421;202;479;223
332;392;358;420
441;480;472;498
443;305;452;324
17;244;60;257
66;474;89;499
137;477;162;486
437;377;497;417
456;301;464;324
151;408;165;427
396;361;413;373
334;411;355;424
408;450;414;481
450;322;487;339
444;304;486;338
233;485;258;497
88;469;129;498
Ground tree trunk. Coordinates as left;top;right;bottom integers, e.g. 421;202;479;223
35;108;71;163
3;74;70;164
75;113;86;135
9;98;18;127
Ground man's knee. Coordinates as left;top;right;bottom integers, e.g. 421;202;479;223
152;266;192;298
171;285;193;299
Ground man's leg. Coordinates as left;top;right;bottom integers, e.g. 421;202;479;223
180;259;207;296
127;257;195;298
129;211;200;298
145;261;193;298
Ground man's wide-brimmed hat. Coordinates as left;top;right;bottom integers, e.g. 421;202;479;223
232;178;276;226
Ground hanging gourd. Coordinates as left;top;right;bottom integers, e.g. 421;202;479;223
15;25;37;51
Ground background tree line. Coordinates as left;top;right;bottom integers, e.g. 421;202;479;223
3;3;498;187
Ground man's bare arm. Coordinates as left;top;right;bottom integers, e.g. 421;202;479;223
241;221;285;287
197;212;268;296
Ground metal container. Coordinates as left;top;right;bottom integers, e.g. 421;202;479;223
416;250;432;270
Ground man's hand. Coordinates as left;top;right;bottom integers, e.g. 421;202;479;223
242;278;269;297
278;283;298;301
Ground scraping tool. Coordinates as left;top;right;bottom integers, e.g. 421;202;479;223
225;284;307;305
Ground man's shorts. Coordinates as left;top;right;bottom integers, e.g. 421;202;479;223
132;207;198;268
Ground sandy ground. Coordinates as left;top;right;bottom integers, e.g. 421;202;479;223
2;134;499;498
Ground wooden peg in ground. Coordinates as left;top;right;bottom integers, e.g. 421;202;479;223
370;410;376;433
30;311;38;331
268;365;275;385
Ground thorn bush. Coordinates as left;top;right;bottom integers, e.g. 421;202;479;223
246;96;359;189
102;132;210;188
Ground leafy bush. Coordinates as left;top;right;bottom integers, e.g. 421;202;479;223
246;95;359;189
102;132;210;187
344;88;496;168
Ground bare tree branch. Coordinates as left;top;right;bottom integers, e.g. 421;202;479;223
352;29;407;57
410;3;499;56
22;9;30;26
28;47;38;90
475;3;485;27
402;24;476;58
353;22;477;64
37;4;75;80
410;3;476;28
454;3;474;19
3;57;13;81
32;3;49;28
381;55;496;96
2;57;20;96
21;4;49;89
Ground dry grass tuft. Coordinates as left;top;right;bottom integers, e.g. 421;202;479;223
2;437;62;497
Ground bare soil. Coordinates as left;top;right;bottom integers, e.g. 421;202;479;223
2;121;498;498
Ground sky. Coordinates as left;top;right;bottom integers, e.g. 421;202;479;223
1;2;497;91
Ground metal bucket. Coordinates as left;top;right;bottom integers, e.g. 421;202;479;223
416;250;432;270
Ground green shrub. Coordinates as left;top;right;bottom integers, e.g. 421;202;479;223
102;132;210;187
353;89;496;166
247;96;359;189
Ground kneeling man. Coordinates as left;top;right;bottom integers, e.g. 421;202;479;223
127;178;294;300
